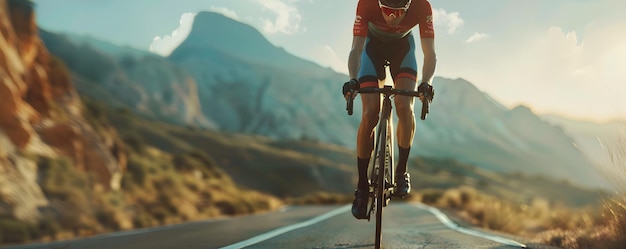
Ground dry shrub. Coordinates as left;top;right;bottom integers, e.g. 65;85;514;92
596;196;626;248
413;188;445;204
415;186;602;240
535;129;626;248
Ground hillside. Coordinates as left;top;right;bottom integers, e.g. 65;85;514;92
88;100;357;197
0;0;125;223
38;29;214;129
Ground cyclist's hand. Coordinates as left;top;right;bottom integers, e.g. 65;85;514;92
342;79;359;101
417;82;434;103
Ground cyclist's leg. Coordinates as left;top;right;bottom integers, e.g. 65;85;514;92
389;33;417;195
357;37;387;165
352;36;385;219
389;33;418;151
356;36;385;188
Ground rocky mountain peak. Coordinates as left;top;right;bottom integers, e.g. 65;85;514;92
0;0;126;222
170;11;318;70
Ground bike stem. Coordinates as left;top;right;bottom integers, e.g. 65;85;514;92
380;86;394;121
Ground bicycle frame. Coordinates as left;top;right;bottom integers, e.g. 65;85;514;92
370;88;394;249
345;85;424;249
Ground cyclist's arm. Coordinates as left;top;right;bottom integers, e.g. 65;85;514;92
348;36;366;80
420;37;436;85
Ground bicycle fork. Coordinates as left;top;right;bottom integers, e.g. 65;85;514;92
380;95;395;206
367;92;396;220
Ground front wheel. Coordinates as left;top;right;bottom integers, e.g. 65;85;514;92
374;117;388;249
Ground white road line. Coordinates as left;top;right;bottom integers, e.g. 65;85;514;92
413;203;527;248
219;205;351;249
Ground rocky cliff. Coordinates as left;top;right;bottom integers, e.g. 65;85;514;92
0;0;125;222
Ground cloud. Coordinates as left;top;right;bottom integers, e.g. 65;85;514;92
432;8;464;34
253;0;302;34
149;12;197;56
465;32;489;43
450;21;626;121
210;6;240;21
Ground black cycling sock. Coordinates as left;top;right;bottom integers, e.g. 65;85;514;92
396;146;411;175
357;157;370;190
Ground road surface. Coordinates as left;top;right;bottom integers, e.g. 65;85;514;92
2;202;549;249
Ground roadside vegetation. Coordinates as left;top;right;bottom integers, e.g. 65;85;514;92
0;99;282;245
411;187;615;248
0;148;282;244
530;133;626;249
410;133;626;249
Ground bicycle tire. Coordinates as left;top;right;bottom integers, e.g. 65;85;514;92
367;119;384;221
385;116;394;204
374;116;388;249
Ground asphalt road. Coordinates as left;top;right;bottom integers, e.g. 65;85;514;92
2;203;548;249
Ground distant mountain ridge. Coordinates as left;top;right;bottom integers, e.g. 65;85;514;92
541;115;626;165
172;12;320;70
411;78;607;187
41;11;609;189
168;11;356;145
40;29;215;129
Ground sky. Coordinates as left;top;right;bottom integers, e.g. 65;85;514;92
32;0;626;122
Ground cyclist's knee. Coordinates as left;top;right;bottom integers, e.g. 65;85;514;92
395;104;415;121
361;109;380;128
395;98;414;114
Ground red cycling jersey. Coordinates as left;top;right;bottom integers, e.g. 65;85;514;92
353;0;435;41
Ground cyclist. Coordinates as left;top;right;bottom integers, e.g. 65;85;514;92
342;0;437;219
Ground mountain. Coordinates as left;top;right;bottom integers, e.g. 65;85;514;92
39;30;215;129
415;79;602;181
165;12;607;189
170;11;320;70
38;11;608;189
65;33;153;59
541;115;626;165
168;12;357;145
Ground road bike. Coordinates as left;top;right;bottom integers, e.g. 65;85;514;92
345;83;430;249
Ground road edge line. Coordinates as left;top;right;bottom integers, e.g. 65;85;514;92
218;205;351;249
413;203;527;248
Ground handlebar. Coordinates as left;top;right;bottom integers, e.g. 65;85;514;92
346;86;430;120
